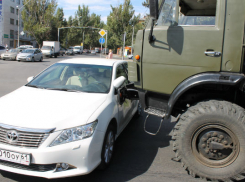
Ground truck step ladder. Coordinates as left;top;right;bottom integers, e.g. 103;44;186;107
144;108;166;135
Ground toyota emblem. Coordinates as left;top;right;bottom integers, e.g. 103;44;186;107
6;130;19;143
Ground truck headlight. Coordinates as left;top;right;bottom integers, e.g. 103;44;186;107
50;120;98;147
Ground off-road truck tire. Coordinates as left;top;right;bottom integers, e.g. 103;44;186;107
172;100;245;181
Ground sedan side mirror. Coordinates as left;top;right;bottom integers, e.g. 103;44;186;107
27;76;34;82
113;76;126;89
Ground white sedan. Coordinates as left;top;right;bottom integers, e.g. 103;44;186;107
0;58;140;178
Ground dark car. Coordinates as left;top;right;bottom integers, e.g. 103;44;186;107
60;48;66;56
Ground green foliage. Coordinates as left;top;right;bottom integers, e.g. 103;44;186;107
22;0;58;47
21;0;143;51
106;0;143;52
60;5;105;49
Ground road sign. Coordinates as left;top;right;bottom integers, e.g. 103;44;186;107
99;29;106;37
99;38;105;44
4;34;8;38
20;31;25;36
81;43;83;46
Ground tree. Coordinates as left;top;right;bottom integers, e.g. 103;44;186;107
63;5;104;49
22;0;57;47
106;0;143;52
142;0;149;7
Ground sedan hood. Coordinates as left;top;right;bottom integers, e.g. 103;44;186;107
3;52;17;56
0;86;108;131
18;53;33;57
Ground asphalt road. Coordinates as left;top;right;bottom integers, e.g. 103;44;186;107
0;54;203;182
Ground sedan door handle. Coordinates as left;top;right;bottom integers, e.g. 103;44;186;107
205;51;222;57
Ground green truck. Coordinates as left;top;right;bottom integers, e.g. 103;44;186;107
126;0;245;181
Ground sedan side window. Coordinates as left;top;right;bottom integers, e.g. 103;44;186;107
116;64;129;85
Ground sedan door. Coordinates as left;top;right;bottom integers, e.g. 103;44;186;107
115;64;133;134
33;50;39;61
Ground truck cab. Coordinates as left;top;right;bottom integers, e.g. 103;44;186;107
128;0;245;181
129;0;245;118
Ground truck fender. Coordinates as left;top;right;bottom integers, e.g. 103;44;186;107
166;72;245;118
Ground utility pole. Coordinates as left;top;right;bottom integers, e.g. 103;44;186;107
122;32;126;60
131;25;134;56
17;0;32;47
105;30;108;52
58;28;60;42
83;31;84;48
18;9;20;47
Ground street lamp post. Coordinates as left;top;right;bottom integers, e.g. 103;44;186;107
16;0;32;47
131;25;134;56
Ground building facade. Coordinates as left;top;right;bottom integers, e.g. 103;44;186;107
0;0;36;48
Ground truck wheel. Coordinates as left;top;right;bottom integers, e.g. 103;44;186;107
55;55;57;58
172;100;245;181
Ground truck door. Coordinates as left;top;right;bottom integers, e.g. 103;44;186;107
142;0;225;95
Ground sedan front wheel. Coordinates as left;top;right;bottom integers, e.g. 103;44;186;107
99;125;115;170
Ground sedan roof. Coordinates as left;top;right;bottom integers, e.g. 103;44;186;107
59;58;126;66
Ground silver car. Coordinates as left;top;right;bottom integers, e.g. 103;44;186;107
0;46;6;59
1;49;21;61
17;48;43;62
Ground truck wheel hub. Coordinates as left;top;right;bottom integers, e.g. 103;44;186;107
192;124;239;168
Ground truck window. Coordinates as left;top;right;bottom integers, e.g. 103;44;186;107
157;0;217;26
157;0;177;26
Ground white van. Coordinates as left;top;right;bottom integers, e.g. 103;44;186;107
73;46;83;54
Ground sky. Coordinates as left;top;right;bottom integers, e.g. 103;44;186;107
57;0;149;23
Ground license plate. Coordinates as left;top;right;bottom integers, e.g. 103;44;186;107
0;149;31;165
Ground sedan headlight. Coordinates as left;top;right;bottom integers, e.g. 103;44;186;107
27;55;32;58
50;121;98;147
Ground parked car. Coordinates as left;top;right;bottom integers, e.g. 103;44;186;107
102;48;109;54
0;58;141;179
0;46;6;59
19;45;33;49
73;46;83;54
91;50;96;55
17;47;27;52
60;48;66;56
65;49;74;55
1;48;21;61
83;49;89;53
128;54;133;59
17;48;43;62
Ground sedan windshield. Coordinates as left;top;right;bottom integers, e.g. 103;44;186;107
27;63;113;93
21;49;34;53
8;49;18;53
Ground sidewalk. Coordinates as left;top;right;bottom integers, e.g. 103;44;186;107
101;53;131;60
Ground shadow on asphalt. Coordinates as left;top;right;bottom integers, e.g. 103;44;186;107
0;113;176;182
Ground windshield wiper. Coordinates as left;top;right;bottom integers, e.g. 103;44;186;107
26;84;45;89
45;88;82;92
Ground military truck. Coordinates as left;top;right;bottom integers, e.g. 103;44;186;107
126;0;245;181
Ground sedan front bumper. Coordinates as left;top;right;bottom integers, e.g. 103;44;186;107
0;129;105;179
2;56;16;60
17;57;32;61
